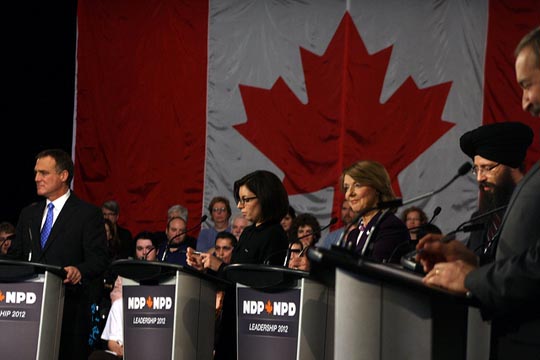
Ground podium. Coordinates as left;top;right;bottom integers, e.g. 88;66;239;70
111;259;230;360
309;247;490;360
224;263;334;360
0;259;66;360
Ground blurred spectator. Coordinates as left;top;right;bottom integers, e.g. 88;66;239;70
0;221;15;256
102;200;133;259
280;205;296;236
197;196;231;253
230;214;250;240
318;200;355;249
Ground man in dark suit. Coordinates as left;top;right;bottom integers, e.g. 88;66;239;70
458;122;533;264
10;148;110;360
417;27;540;359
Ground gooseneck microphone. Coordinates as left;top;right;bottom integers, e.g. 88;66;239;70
282;217;338;266
28;226;33;262
143;246;158;261
400;204;508;272
333;161;470;249
405;206;442;235
161;215;208;262
439;205;507;243
377;162;472;209
386;206;443;263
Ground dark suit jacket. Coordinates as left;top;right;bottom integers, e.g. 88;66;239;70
13;193;109;279
345;210;410;263
12;192;110;359
465;161;540;358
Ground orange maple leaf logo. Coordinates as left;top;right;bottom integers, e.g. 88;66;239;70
0;290;4;302
234;12;454;219
265;300;273;314
146;296;153;309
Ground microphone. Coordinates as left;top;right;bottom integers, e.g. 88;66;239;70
295;217;338;242
143;246;158;261
406;206;442;235
0;234;15;256
28;226;33;262
427;206;442;224
439;205;507;243
386;207;443;263
283;217;338;266
161;215;208;262
400;205;507;272
377;162;472;209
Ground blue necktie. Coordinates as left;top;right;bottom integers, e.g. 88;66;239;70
41;203;55;248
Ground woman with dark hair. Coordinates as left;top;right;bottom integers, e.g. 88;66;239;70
341;160;410;262
186;170;289;359
286;213;321;271
280;205;296;234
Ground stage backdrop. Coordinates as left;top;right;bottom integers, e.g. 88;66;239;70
74;0;540;237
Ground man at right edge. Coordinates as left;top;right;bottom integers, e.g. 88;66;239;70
417;27;540;359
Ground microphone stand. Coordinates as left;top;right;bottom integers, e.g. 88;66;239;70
161;215;207;262
400;204;508;272
282;217;338;267
377;162;472;209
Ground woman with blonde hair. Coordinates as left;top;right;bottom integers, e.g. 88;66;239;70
340;160;409;262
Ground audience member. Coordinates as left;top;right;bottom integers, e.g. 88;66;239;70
341;160;410;262
8;148;109;360
157;216;196;266
102;200;133;259
0;221;15;255
280;205;296;235
318;200;355;249
230;214;250;240
287;213;321;271
167;204;189;222
417;27;540;359
103;218;121;260
458;122;533;264
212;231;237;352
197;196;232;253
89;232;158;360
401;206;428;241
153;204;189;248
187;170;289;360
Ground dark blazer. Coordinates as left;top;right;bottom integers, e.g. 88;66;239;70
13;193;110;279
12;192;110;360
465;161;540;358
214;221;288;360
345;209;410;263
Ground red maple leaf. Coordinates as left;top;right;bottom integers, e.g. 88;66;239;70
234;13;454;217
265;300;273;314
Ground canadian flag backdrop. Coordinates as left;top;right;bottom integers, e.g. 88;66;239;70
74;0;539;237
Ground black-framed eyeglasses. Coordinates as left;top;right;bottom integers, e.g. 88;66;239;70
237;196;257;205
471;163;500;176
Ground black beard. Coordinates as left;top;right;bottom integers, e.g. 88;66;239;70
478;169;516;213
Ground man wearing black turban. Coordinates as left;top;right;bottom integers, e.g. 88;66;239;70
417;27;540;359
459;121;533;263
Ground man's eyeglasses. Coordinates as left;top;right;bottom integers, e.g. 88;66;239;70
471;163;500;176
237;196;257;205
212;207;227;213
103;212;117;217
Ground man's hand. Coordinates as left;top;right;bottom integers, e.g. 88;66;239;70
416;233;478;273
63;266;82;284
422;260;476;294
